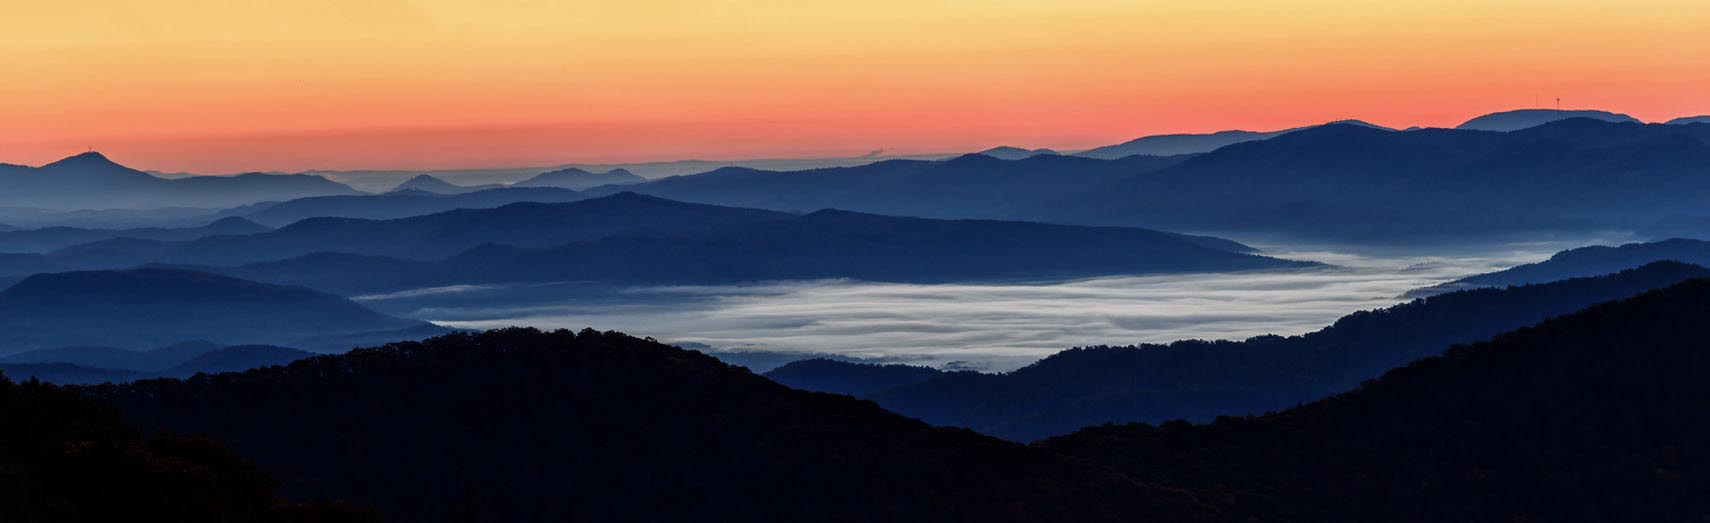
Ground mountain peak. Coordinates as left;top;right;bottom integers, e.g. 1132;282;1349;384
389;174;463;193
1456;108;1641;132
976;146;1061;160
42;151;123;170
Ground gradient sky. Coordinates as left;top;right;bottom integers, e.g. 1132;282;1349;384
3;0;1707;172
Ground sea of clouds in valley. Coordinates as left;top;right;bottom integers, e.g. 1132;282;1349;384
368;240;1610;371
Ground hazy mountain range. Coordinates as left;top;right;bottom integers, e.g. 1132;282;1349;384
1454;108;1641;131
0;268;445;354
0;152;357;210
0;342;314;385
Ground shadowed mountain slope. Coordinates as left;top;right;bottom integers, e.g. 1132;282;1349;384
1044;275;1710;521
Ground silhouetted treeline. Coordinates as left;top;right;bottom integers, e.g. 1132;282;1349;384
85;328;1201;522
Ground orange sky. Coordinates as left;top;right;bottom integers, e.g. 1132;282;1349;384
2;0;1707;172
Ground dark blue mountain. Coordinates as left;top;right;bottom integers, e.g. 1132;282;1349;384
386;174;502;194
1075;119;1390;158
31;193;794;268
780;262;1709;441
0;343;308;385
513;166;645;190
975;146;1060;160
214;205;1303;294
1410;238;1710;296
1668;115;1710;125
1032;119;1710;240
0;216;268;254
227;186;585;226
1455;108;1641;131
0;152;358;210
581;153;1192;219
0;268;444;353
163;345;315;377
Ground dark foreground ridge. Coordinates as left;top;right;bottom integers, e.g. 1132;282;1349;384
0;375;375;521
83;329;1197;522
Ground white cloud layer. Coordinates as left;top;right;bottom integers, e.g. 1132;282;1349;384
388;241;1593;371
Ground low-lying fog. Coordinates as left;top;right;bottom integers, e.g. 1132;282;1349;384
360;240;1606;372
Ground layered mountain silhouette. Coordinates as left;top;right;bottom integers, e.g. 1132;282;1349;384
975;146;1061;160
225;186;585;226
1455;108;1641;131
1032;119;1710;239
1;341;222;373
1669;115;1710;125
0;217;269;254
0;193;1296;291
580;153;1192;219
202;198;1302;294
1075;119;1390;158
0;268;445;354
513;166;644;190
0;342;315;385
1042;274;1710;521
386;174;501;194
547;118;1710;241
1409;238;1710;297
0;152;358;210
85;328;1197;522
42;193;793;269
771;262;1709;440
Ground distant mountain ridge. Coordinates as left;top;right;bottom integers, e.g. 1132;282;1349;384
514;166;645;190
387;174;502;194
1409;238;1710;297
0;217;269;254
0;152;359;210
976;146;1061;160
0;268;445;354
1455;108;1641;131
198;195;1306;294
0;343;314;385
223;186;586;226
1075;119;1391;159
